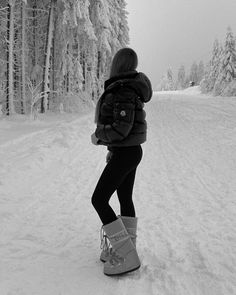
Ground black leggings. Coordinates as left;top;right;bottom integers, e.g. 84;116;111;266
91;145;143;225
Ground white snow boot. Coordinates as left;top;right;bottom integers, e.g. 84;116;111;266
100;216;138;263
102;218;140;276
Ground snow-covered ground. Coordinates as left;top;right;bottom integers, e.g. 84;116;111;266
0;88;236;295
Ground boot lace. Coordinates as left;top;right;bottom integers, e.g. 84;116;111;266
100;226;127;266
100;226;111;253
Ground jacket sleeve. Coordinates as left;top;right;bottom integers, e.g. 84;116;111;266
95;98;135;143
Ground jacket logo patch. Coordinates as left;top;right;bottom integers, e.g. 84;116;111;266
120;110;126;117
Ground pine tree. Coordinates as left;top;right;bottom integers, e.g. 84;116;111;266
197;61;205;84
221;26;236;82
209;39;222;90
168;68;174;90
214;27;236;95
177;65;186;89
200;39;223;93
157;74;168;91
89;0;123;96
158;68;174;91
109;0;129;48
189;62;198;85
200;61;211;93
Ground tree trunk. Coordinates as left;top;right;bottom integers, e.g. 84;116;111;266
97;50;101;79
6;4;10;115
14;28;19;109
51;25;56;104
7;1;16;115
21;0;26;114
81;50;86;92
32;0;37;87
41;0;56;113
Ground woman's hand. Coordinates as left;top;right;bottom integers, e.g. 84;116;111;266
106;151;113;163
91;133;99;145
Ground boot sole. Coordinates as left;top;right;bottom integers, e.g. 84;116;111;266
104;264;141;277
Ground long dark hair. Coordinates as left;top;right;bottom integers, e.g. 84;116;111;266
95;48;138;123
109;47;138;78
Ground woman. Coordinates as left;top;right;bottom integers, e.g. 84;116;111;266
91;47;152;276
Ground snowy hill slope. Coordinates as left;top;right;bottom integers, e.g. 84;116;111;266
0;91;236;295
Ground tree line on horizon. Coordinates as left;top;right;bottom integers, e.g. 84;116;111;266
0;0;129;116
157;26;236;97
157;61;205;91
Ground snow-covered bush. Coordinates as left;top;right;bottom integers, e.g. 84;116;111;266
200;78;210;94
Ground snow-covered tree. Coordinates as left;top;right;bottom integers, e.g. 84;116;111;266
7;0;16;115
209;40;223;88
200;61;211;94
200;39;223;93
189;62;198;85
214;27;236;95
108;0;129;49
88;0;129;98
0;0;130;115
221;26;236;82
41;0;56;113
89;0;111;96
20;0;26;114
157;68;175;91
176;64;186;89
167;68;174;90
197;60;205;84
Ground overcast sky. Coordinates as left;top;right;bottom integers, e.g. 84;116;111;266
125;0;236;88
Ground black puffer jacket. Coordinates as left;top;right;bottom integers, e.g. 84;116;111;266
95;70;152;148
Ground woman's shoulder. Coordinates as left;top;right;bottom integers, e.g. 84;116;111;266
136;72;152;90
129;72;153;103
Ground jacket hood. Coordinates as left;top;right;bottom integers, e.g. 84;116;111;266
104;71;153;103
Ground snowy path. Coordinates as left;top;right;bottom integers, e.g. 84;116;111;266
0;91;236;295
